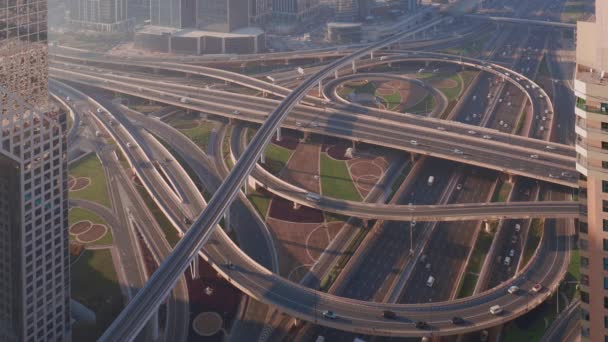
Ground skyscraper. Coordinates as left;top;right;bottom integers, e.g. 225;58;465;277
150;0;196;28
0;0;70;341
196;0;249;32
67;0;131;31
575;0;608;340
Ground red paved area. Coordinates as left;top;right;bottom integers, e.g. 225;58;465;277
268;218;344;280
186;257;241;342
71;177;91;191
268;196;324;223
270;130;299;150
77;224;107;243
280;142;320;193
346;145;393;198
70;221;91;235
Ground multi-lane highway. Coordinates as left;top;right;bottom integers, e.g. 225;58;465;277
50;3;581;339
50;63;577;187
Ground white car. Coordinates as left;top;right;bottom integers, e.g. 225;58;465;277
410;140;419;145
508;285;519;294
508;249;515;257
530;154;539;159
467;130;477;135
490;305;503;315
453;149;464;155
482;135;492;140
503;256;511;266
515;223;521;233
436;126;446;131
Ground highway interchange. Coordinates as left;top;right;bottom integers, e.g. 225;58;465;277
53;1;580;340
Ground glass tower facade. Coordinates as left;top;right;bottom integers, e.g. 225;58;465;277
0;0;69;341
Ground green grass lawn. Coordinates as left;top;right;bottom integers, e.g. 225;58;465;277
324;212;349;223
440;74;464;101
248;190;271;219
404;94;436;114
71;249;123;341
262;143;293;175
222;126;235;170
376;91;402;110
456;273;479;298
456;230;494;298
69;207;113;246
69;154;111;208
178;122;214;152
521;219;544;268
320;154;362;201
492;181;513;202
467;230;493;274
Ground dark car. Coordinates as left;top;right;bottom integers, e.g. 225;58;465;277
382;310;397;319
451;316;465;325
415;321;429;329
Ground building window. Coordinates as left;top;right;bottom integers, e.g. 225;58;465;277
581;257;588;268
581;291;589;303
604;239;608;251
581;309;590;321
581;239;589;251
603;142;608;150
604;181;608;193
604;200;608;212
581;221;588;234
605;316;608;329
582;274;589;286
605;258;608;270
604;277;608;290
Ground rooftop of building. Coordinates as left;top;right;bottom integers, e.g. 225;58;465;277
138;25;264;38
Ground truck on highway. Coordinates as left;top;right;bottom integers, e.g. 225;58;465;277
427;176;434;186
315;336;325;342
180;97;189;104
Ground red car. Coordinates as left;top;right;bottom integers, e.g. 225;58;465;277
531;284;543;293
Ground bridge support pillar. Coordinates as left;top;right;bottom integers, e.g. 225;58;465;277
370;51;374;59
301;131;311;142
190;256;200;279
506;174;515;183
388;62;392;68
484;221;491;233
410;153;419;163
276;127;282;142
293;201;301;210
335;70;339;79
318;80;323;97
425;61;430;67
260;149;266;164
229;117;236;125
352;60;357;74
242;180;249;195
